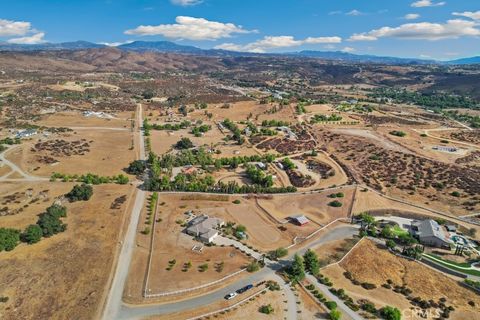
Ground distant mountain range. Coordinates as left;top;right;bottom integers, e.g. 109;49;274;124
0;40;478;65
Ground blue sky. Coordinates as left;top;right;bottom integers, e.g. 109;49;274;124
0;0;479;59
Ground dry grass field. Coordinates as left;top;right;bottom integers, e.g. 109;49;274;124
124;193;253;303
257;186;355;225
36;110;133;128
297;285;329;320
5;129;135;177
0;182;135;320
313;238;359;267
322;240;480;320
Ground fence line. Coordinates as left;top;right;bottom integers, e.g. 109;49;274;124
186;288;268;320
144;268;247;298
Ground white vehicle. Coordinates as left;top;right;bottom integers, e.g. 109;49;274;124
224;292;237;300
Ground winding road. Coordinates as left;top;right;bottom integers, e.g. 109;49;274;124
114;225;358;320
100;107;479;319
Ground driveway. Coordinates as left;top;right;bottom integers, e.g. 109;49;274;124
212;235;264;260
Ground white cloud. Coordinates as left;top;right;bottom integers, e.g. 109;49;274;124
214;43;244;51
453;11;480;20
411;0;445;8
405;13;420;20
329;9;366;16
348;34;378;41
215;35;342;53
346;10;364;16
323;44;336;50
341;47;356;53
328;11;343;16
7;32;45;44
349;19;480;41
0;18;33;37
125;16;252;41
99;40;134;47
170;0;202;6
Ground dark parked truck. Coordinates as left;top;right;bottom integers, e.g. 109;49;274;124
236;284;254;294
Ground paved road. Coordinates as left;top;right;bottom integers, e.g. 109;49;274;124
0;145;49;182
115;225;358;319
102;104;146;320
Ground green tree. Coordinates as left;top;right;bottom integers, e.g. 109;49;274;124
358;212;376;227
282;157;295;170
175;137;194;149
142;89;155;99
0;228;20;251
66;184;93;202
303;249;320;275
398;233;417;246
288;254;305;283
21;224;43;244
127;160;146;175
381;226;394;239
37;204;67;237
379;306;401;320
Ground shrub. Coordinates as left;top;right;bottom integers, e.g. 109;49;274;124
232;199;241;204
389;130;406;137
325;301;337;310
328;200;343;207
329;309;341;320
267;281;281;291
21;224;43;244
247;261;260;272
268;247;288;260
361;302;377;314
386;239;396;249
361;282;377;290
259;304;274;314
379;306;401;320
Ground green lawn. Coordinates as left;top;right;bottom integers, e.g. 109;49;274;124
423;254;480;277
392;225;408;236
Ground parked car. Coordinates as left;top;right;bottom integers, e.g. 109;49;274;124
224;292;237;300
236;284;254;294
